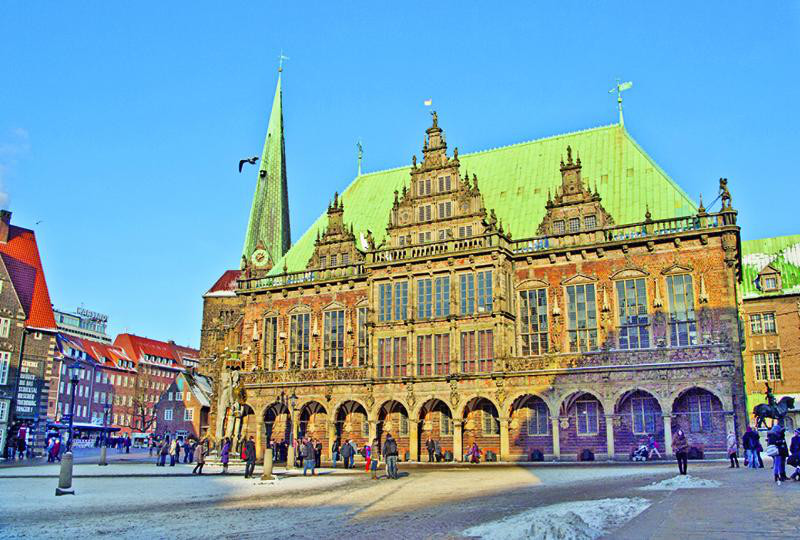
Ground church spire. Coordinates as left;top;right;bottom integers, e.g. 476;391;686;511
242;68;291;267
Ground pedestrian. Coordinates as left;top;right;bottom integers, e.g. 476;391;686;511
174;437;182;463
647;434;662;460
331;437;340;468
382;432;399;479
315;438;322;469
370;438;380;479
53;438;62;462
742;426;759;469
341;438;354;469
169;437;178;466
673;428;689;475
364;440;372;472
426;437;435;462
302;438;316;476
468;442;481;464
46;437;55;463
192;440;207;475
125;435;131;454
788;428;800;481
220;437;231;474
187;439;195;463
766;423;788;485
727;431;739;468
434;439;442;462
159;437;170;466
243;436;256;478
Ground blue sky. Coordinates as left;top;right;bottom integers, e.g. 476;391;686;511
2;2;798;347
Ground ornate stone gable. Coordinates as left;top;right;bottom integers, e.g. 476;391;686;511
306;192;364;270
385;113;502;247
536;145;615;241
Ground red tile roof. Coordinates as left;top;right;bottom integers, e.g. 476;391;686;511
0;225;56;329
114;333;197;370
78;336;136;372
206;269;239;295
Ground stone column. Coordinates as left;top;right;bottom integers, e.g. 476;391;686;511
255;419;264;460
409;419;420;462
453;420;463;462
551;417;561;460
327;419;337;460
663;413;673;457
368;420;378;445
499;417;511;461
605;415;615;461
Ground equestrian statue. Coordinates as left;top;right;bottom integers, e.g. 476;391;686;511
753;382;795;428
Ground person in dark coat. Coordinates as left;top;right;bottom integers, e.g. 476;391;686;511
158;437;170;466
331;438;341;468
243;436;256;479
314;439;322;468
767;424;789;484
426;437;435;462
220;438;231;474
742;426;759;468
673;428;689;475
788;428;800;481
340;438;354;469
382;433;399;479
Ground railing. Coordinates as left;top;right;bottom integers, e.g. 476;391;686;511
369;234;496;263
238;264;366;291
510;210;734;255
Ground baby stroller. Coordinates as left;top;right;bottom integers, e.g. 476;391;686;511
631;444;649;462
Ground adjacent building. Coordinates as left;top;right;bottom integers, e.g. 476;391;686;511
740;234;800;429
200;71;747;462
0;210;58;457
54;306;111;344
156;370;213;440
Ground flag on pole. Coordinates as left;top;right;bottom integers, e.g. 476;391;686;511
619;81;633;91
423;98;432;106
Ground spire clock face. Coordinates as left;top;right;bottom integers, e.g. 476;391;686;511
251;248;269;268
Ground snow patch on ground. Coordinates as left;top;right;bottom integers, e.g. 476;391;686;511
461;497;650;540
639;474;720;491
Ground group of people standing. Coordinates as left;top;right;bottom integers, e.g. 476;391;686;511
155;436;199;467
731;424;800;485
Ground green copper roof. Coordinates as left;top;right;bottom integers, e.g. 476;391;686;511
270;123;697;275
741;234;800;299
243;73;291;265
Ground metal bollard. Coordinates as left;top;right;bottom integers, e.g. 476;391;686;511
99;445;108;466
55;451;75;496
260;448;274;480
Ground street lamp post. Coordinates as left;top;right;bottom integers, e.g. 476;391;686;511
99;402;111;466
56;360;83;496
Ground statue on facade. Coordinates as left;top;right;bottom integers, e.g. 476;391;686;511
214;370;240;441
719;178;732;209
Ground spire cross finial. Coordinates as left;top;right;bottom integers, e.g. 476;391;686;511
278;50;289;72
357;140;363;176
608;79;633;126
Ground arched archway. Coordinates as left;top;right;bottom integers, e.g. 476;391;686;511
462;397;500;460
298;401;329;452
672;387;727;453
509;394;552;460
417;398;453;462
335;400;370;453
263;402;290;455
615;389;663;456
559;391;607;459
377;400;410;459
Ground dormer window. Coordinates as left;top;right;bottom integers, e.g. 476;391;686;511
568;218;580;233
757;266;781;292
763;276;778;291
553;220;565;235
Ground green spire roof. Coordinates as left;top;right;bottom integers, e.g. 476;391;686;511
270;123;697;275
741;234;800;298
243;73;291;265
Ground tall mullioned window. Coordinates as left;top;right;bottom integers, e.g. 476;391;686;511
525;401;549;435
357;307;369;366
460;274;475;315
394;281;408;321
323;310;345;368
754;352;782;381
566;284;598;352
417;335;433;376
576;399;599;434
417;278;433;320
615;278;650;349
631;396;658;434
666;274;697;346
750;313;776;335
477;270;493;313
435;276;450;317
460;330;493;372
263;316;278;369
289;313;311;369
378;337;407;378
519;289;548;356
378;283;392;322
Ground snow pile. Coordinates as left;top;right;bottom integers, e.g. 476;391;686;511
461;497;650;540
639;475;720;491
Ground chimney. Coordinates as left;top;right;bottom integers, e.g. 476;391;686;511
0;210;11;243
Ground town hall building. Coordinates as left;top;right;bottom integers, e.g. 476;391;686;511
200;69;747;462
